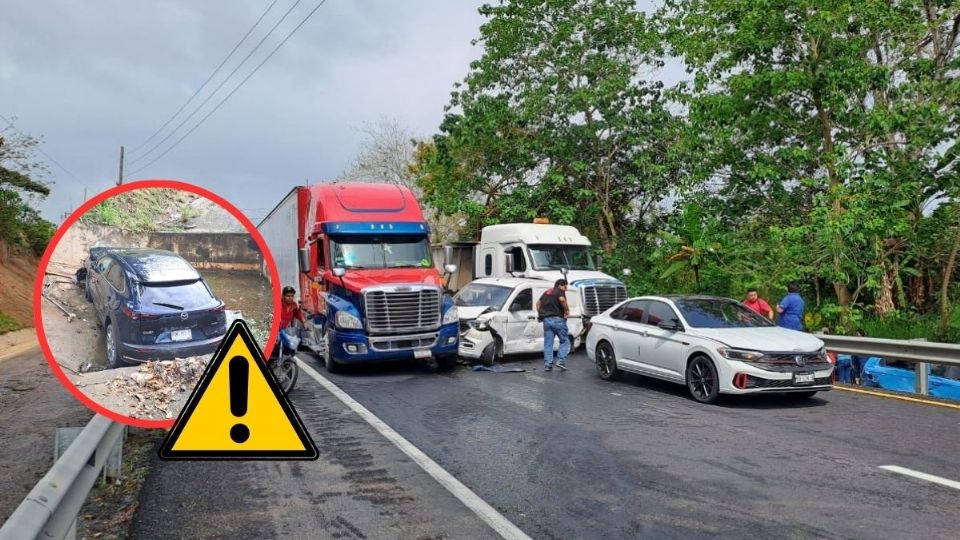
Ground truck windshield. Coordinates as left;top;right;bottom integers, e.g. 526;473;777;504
329;235;432;269
528;244;595;271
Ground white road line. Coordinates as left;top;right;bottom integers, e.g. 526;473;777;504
296;359;533;540
879;465;960;491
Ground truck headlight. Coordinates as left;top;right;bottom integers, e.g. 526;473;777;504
442;305;459;325
336;311;362;330
717;348;765;362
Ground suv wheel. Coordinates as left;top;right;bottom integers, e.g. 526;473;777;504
105;321;122;369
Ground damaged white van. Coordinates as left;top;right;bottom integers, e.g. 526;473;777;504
455;277;583;365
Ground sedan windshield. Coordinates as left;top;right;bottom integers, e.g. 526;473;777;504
673;298;775;328
329;235;432;269
528;244;595;270
455;284;513;310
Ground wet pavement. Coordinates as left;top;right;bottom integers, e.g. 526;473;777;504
132;349;960;539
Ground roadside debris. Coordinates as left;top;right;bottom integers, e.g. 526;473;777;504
75;356;212;420
471;365;527;373
42;291;76;322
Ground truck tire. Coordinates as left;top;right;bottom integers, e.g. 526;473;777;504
435;354;458;372
324;331;343;374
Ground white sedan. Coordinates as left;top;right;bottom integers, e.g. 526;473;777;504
586;295;833;403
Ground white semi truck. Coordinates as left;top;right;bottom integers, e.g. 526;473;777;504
471;221;629;331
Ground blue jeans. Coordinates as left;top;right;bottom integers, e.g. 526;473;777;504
543;317;570;366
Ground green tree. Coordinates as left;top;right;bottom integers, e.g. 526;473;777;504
657;0;959;315
418;0;680;252
0;122;55;256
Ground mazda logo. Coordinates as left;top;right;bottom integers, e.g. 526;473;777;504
180;312;189;321
794;354;805;367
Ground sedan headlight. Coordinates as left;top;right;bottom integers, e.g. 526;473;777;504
817;347;831;363
442;305;459;325
717;348;765;362
336;310;362;330
468;319;490;331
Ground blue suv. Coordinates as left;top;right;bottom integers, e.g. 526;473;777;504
82;248;227;367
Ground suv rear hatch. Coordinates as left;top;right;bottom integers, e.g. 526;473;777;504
136;279;226;345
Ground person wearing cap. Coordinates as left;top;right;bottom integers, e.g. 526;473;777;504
536;279;570;371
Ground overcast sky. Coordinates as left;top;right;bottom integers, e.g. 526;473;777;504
2;0;676;225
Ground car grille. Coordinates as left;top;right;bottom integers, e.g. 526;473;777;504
364;287;441;334
582;284;627;316
756;353;830;371
747;375;832;388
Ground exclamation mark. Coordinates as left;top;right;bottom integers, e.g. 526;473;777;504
229;356;250;444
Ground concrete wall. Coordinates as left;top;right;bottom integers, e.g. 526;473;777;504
148;232;261;271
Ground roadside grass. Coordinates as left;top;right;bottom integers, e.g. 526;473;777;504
81;188;197;232
0;312;22;334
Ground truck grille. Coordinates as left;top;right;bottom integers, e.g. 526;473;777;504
364;287;441;334
582;285;627;316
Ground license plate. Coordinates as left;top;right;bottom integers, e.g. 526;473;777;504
793;372;815;385
171;329;192;342
414;349;431;359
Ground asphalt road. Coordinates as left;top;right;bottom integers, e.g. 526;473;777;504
133;350;960;539
0;348;93;522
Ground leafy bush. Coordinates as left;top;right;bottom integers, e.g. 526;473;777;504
0;312;22;334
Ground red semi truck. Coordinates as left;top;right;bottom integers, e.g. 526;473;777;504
257;183;460;371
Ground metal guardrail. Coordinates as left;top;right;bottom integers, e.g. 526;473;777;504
815;334;960;395
0;415;126;540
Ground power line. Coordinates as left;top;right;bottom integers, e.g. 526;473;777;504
128;0;329;177
0;114;88;190
127;0;282;156
128;0;305;167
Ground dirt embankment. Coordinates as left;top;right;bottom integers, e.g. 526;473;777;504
0;241;38;330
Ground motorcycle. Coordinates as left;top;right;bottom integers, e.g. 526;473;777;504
270;327;300;394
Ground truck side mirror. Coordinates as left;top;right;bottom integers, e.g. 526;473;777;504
505;253;515;273
596;254;603;270
332;267;346;277
443;245;454;266
298;248;310;273
622;268;632;277
561;267;569;280
444;263;457;274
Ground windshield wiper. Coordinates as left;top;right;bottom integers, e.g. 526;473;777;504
153;302;184;310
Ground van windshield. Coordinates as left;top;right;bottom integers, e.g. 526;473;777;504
455;284;513;310
528;244;595;270
329;235;432;269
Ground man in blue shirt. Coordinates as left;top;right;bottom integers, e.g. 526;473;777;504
776;282;805;331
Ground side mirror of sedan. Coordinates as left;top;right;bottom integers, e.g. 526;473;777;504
658;320;682;332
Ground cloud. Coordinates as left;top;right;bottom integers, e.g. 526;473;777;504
1;0;484;222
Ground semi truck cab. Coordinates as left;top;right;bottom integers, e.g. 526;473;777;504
259;183;460;372
474;222;628;331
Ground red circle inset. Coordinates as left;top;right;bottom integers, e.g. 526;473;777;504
34;179;282;429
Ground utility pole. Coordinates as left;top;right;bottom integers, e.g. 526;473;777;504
117;145;125;185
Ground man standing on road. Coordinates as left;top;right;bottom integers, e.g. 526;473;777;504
537;279;570;372
776;282;806;331
743;288;774;319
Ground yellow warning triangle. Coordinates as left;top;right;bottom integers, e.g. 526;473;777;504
159;319;318;460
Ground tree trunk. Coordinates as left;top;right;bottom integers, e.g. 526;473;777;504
939;225;960;333
875;265;895;318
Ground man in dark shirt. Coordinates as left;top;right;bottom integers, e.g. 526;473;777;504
536;279;570;372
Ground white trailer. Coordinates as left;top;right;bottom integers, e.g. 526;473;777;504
257;189;300;296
